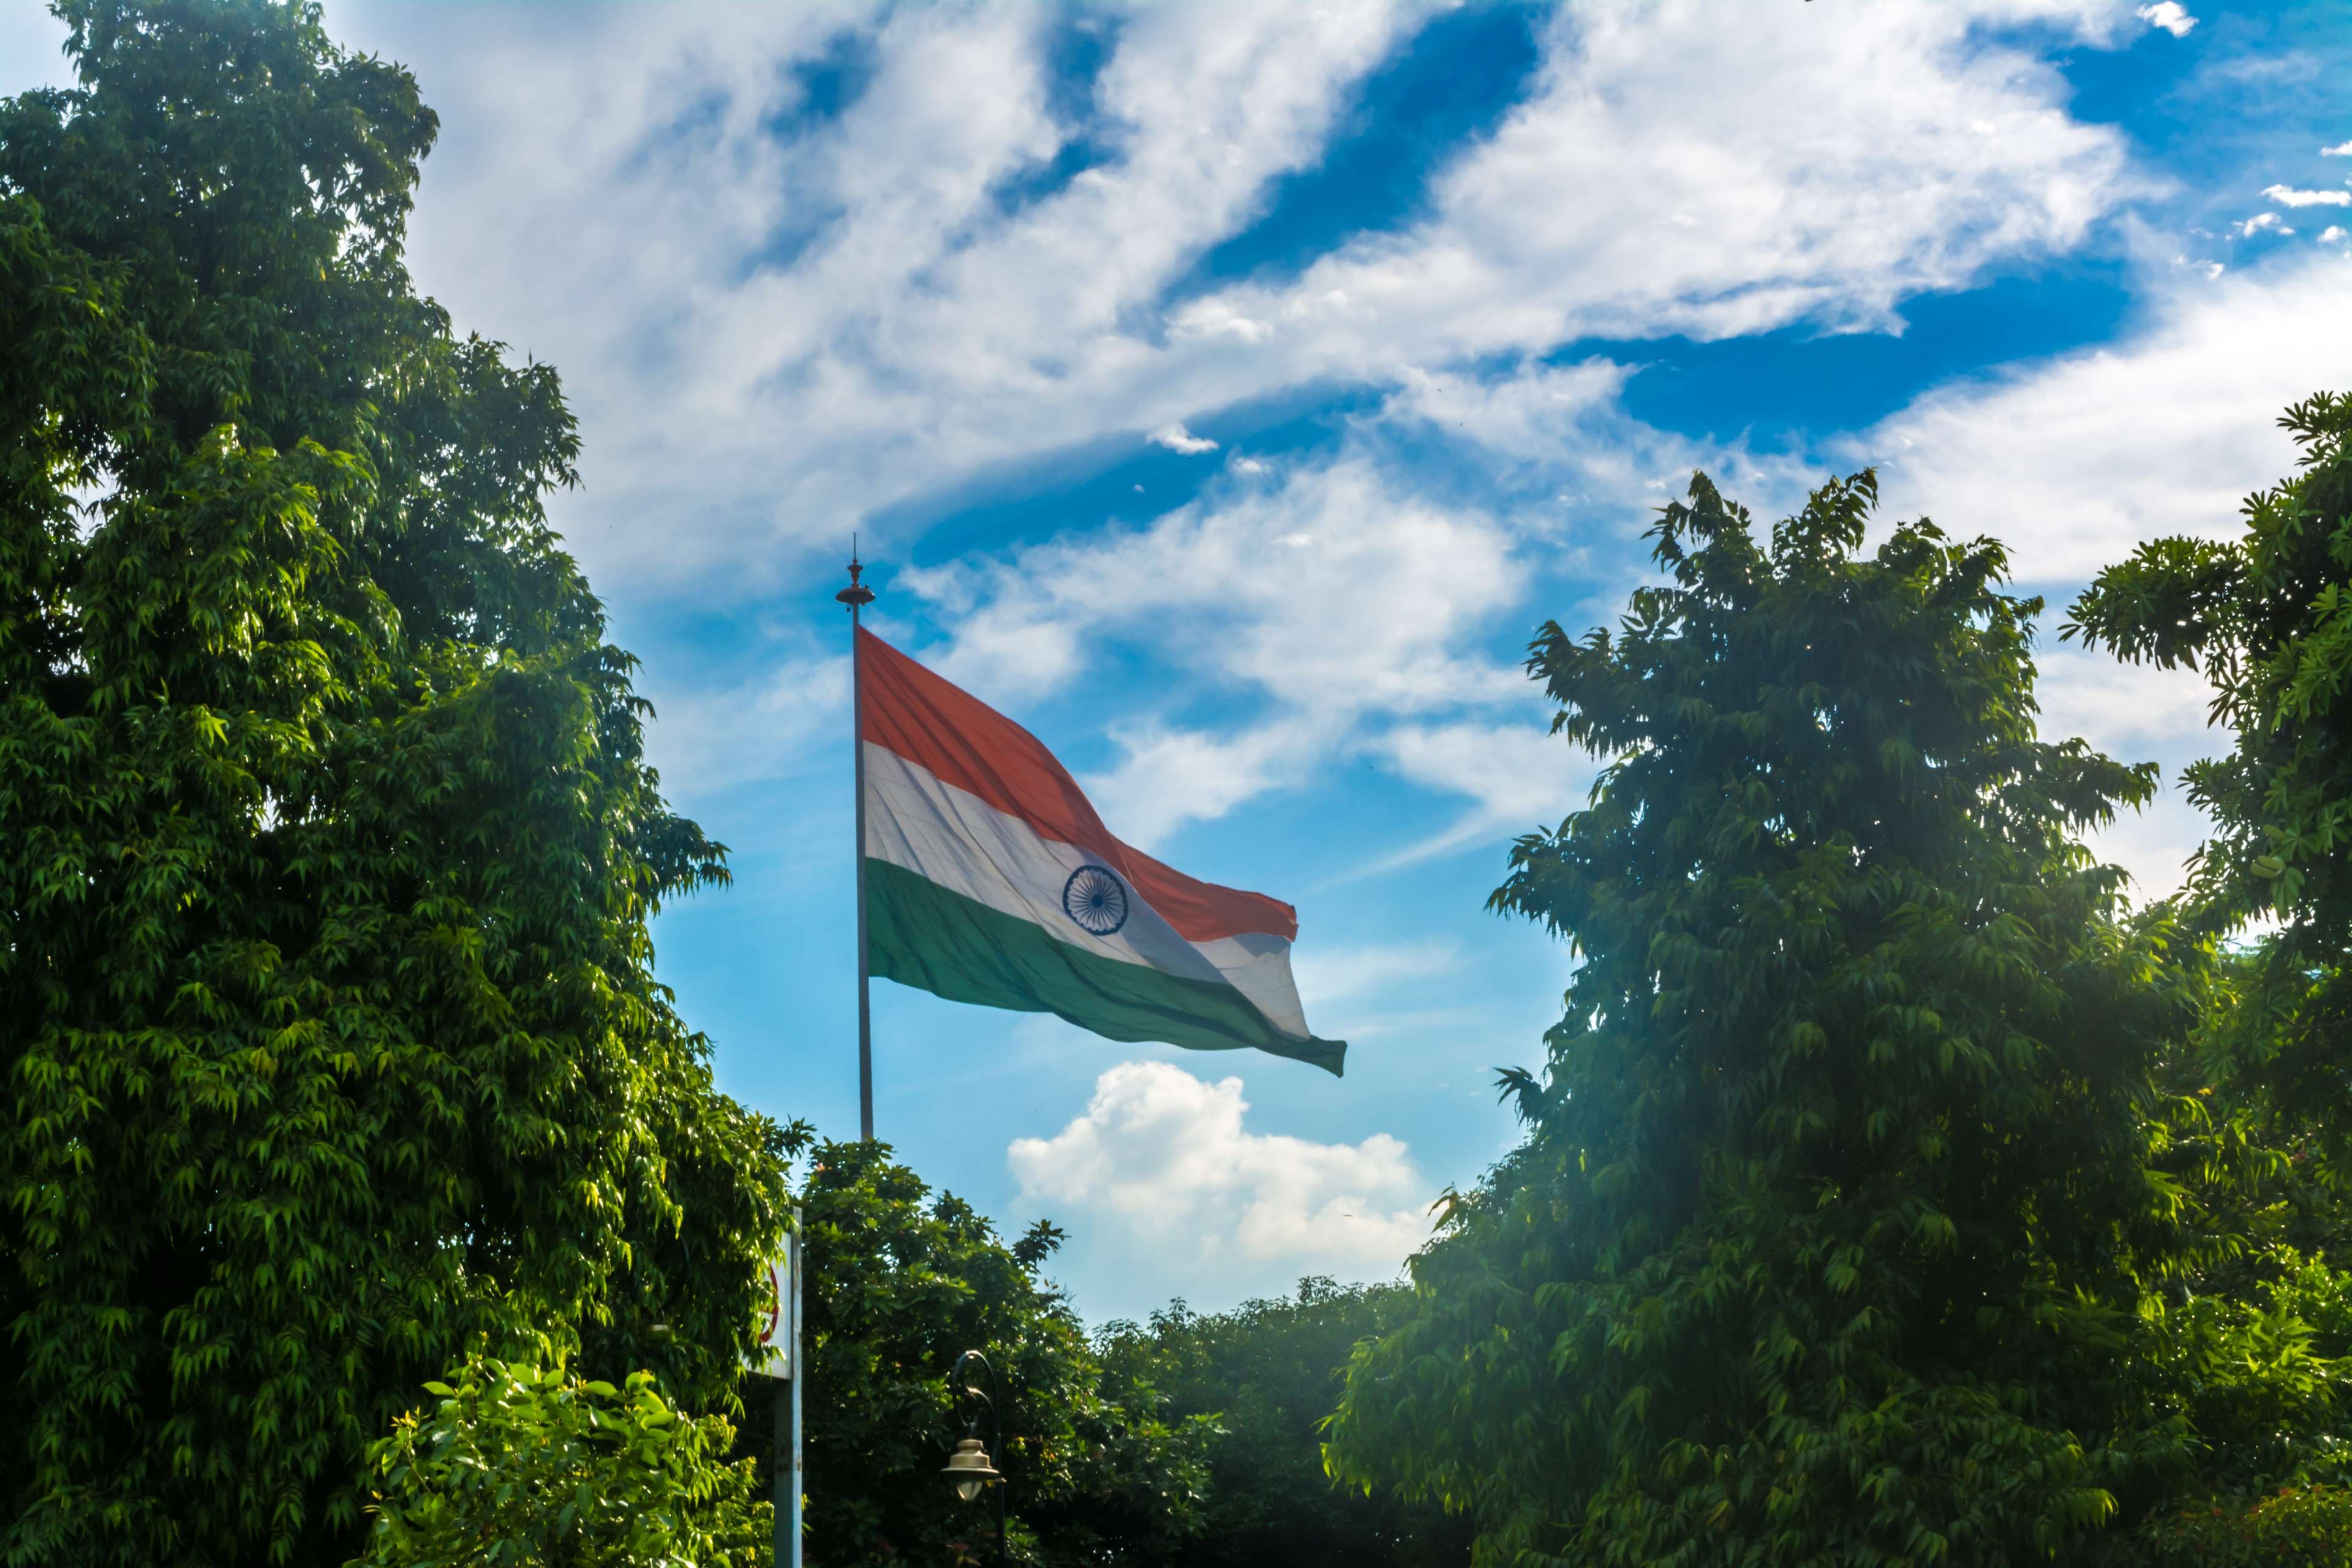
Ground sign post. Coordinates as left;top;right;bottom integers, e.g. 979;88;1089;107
749;1210;804;1568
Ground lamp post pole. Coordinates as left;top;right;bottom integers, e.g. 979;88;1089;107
836;549;876;1142
940;1348;1009;1568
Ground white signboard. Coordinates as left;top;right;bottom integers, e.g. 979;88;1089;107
748;1232;794;1380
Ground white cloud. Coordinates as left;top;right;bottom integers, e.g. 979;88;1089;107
313;0;2149;604
1078;718;1316;851
2325;141;2352;157
2262;184;2352;208
1289;940;1463;1009
2241;211;2290;236
358;0;1434;594
643;652;849;802
1852;260;2352;908
1174;2;2142;371
1858;257;2352;586
2030;647;2222;903
899;455;1529;844
2321;226;2350;246
2135;2;2197;37
1009;1061;1431;1270
1373;719;1591;870
1148;423;1219;454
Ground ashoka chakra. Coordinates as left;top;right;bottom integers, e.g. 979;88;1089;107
1061;865;1129;936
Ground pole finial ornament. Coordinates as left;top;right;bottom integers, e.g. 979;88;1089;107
837;541;876;609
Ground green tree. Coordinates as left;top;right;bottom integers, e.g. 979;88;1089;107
2068;391;2352;1141
355;1355;767;1568
0;4;788;1563
785;1138;1213;1566
2068;390;2352;1552
1096;1278;1472;1567
1328;473;2203;1566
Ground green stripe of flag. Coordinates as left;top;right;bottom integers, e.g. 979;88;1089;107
866;858;1346;1076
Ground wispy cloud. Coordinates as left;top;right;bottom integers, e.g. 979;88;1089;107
2261;184;2352;207
1853;258;2352;901
644;652;849;802
900;453;1530;846
1857;257;2351;586
337;0;2150;608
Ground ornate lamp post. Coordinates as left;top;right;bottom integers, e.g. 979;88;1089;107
939;1348;1008;1566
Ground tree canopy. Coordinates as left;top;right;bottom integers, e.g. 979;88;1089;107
1327;472;2211;1565
355;1355;769;1568
785;1137;1214;1567
2070;391;2352;1142
1096;1278;1472;1567
0;3;788;1562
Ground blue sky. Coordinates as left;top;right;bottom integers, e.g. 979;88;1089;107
8;0;2350;1324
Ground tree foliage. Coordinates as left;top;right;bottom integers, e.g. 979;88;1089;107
784;1138;1213;1567
2067;390;2352;1556
0;4;788;1562
354;1355;767;1568
1096;1278;1471;1567
1327;472;2209;1566
2069;390;2352;1140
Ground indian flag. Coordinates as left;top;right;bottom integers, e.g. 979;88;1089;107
858;628;1345;1076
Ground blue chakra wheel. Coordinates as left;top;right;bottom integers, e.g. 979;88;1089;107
1061;865;1129;936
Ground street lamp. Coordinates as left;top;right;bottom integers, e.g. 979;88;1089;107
940;1348;1008;1566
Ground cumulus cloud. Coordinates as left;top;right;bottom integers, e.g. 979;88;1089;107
2326;141;2352;157
2135;2;2197;37
2262;184;2352;208
1148;423;1219;454
2321;226;2350;245
1009;1061;1431;1271
2241;212;2290;236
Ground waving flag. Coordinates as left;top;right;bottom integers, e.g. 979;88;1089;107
856;628;1344;1076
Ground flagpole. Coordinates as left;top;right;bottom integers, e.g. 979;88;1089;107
837;546;876;1141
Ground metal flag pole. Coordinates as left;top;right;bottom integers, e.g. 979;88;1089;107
836;545;876;1142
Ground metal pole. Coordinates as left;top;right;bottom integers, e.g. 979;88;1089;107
788;1207;804;1568
771;1209;804;1568
785;1373;804;1568
836;551;876;1141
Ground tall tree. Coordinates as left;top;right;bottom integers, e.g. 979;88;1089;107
0;4;787;1564
1328;473;2199;1565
